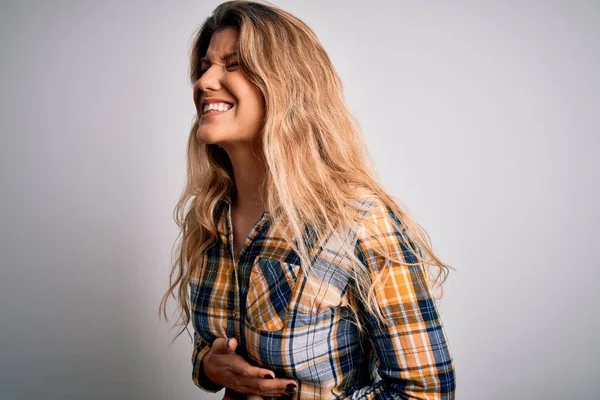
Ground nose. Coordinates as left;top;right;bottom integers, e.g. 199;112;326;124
196;64;223;93
194;65;224;111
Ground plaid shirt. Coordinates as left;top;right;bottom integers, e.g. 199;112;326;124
190;195;456;399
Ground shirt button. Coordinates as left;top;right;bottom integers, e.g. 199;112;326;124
231;310;237;318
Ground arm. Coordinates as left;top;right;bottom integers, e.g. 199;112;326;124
348;203;456;399
192;332;225;393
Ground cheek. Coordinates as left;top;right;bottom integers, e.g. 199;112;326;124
238;100;263;122
230;76;264;120
235;92;264;127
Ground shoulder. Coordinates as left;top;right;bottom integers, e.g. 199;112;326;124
350;191;421;265
350;190;404;238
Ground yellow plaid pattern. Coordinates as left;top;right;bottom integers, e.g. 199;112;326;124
190;195;456;399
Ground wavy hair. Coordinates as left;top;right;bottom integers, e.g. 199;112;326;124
159;0;454;342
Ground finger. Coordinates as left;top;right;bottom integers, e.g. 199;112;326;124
211;337;237;354
228;337;238;352
211;337;230;354
229;358;276;380
247;396;263;400
242;378;298;397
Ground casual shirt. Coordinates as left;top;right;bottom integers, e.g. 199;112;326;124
191;194;456;399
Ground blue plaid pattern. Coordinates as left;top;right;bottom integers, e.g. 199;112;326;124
190;195;456;399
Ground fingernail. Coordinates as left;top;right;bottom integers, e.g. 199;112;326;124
264;374;274;379
286;383;297;393
227;338;232;348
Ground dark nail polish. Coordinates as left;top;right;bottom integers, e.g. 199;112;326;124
264;374;274;379
286;383;297;393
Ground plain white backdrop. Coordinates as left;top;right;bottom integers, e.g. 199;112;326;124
1;0;598;399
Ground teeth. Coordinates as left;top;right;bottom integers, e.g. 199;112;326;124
203;102;233;114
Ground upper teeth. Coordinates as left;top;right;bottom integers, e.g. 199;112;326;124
203;102;233;114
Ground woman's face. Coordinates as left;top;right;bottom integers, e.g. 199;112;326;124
193;27;264;148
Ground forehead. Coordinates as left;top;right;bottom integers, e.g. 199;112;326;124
202;27;239;63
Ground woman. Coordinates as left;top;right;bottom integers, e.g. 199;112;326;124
159;1;456;399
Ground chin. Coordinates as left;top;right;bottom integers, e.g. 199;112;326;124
196;126;224;146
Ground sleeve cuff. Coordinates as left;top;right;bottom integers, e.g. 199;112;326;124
192;339;224;393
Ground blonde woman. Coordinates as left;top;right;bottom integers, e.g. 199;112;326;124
159;1;456;399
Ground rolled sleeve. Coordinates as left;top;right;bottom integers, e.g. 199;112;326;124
192;332;224;393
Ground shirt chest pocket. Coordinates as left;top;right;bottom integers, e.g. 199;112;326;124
244;256;350;332
245;257;301;332
244;256;358;385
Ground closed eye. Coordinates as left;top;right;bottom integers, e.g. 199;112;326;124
198;62;240;76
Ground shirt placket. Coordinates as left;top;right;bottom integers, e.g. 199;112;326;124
225;208;240;339
223;201;269;341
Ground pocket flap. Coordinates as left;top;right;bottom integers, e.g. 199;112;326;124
245;258;301;331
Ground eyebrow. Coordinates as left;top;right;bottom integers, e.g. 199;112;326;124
200;51;239;64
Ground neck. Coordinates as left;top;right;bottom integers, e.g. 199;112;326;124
221;142;266;212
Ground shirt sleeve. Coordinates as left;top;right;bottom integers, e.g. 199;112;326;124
192;331;225;393
347;202;456;399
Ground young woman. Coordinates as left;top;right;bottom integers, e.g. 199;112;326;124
159;1;456;399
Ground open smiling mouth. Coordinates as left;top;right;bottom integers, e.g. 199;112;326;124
201;104;234;119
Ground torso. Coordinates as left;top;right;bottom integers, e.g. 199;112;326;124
194;200;365;397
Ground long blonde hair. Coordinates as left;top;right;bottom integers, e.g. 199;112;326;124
159;0;454;342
